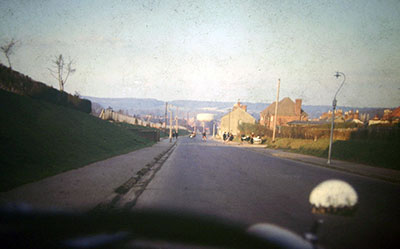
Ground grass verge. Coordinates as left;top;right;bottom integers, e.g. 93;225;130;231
0;90;155;191
114;122;190;138
266;138;399;170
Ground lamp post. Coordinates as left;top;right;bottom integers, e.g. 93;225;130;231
327;72;346;165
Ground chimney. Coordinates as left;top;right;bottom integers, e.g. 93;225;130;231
295;99;302;116
354;110;359;120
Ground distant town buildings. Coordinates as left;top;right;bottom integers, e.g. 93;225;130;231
368;107;400;126
318;106;400;126
319;109;363;124
259;97;308;129
220;101;255;135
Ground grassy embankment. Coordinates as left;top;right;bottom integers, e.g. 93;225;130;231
265;137;399;170
0;90;156;191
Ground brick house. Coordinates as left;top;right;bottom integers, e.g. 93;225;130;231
391;106;400;124
259;97;308;129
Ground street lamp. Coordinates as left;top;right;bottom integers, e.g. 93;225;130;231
327;72;346;165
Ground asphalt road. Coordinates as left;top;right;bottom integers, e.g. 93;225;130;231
134;136;400;249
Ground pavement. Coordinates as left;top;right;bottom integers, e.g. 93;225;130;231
0;138;177;211
211;137;400;184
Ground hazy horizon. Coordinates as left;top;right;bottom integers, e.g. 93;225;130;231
85;95;396;110
1;0;399;108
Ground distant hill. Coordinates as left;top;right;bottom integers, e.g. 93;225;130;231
85;96;389;120
0;89;154;191
83;97;269;119
86;96;164;110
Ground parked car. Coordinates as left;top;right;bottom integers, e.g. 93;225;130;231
253;136;262;144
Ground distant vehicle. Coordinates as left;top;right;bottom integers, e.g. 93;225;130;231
253;136;262;144
241;135;262;144
241;135;251;142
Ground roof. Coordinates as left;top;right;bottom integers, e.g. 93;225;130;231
392;106;400;117
347;118;364;124
260;97;308;117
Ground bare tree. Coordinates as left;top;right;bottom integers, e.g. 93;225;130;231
1;38;18;69
48;54;76;92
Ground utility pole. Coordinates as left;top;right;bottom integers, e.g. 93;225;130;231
168;107;173;143
194;115;197;134
164;102;168;131
187;112;190;131
272;78;280;142
228;108;231;133
213;121;216;138
175;106;179;134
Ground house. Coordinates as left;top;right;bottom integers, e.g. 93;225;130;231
391;106;400;124
259;97;308;129
368;114;390;126
219;101;255;136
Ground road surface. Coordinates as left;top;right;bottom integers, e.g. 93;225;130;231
134;136;400;249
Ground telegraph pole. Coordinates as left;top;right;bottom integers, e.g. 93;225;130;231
194;115;197;134
272;78;280;142
213;121;216;138
169;110;173;143
175;106;179;134
164;102;168;131
228;108;231;133
187;112;190;131
168;105;173;143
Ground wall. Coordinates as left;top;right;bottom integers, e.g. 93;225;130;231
220;108;255;135
99;109;167;142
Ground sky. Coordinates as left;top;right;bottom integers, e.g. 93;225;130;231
0;0;399;107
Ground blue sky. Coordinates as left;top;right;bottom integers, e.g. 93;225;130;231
1;0;399;107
